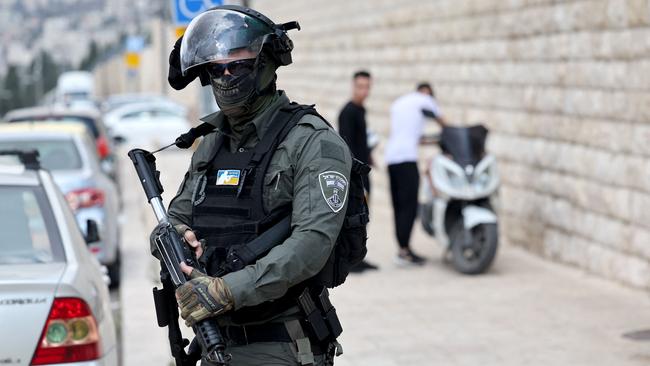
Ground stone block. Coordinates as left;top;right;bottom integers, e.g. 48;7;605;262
628;226;650;259
630;191;650;228
607;0;631;28
626;0;650;26
546;229;590;267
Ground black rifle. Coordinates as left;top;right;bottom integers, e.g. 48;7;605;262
128;148;229;366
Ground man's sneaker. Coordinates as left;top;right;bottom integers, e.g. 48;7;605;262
349;260;380;273
395;249;427;266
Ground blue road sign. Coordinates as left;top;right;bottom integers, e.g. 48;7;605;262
171;0;224;26
125;36;145;53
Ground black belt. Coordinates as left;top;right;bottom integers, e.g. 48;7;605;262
224;323;325;355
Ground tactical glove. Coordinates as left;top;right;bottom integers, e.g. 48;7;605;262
168;36;209;90
176;270;234;327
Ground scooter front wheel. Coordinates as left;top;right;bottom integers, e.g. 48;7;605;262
450;222;498;274
419;201;435;237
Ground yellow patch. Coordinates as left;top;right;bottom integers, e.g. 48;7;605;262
216;170;240;186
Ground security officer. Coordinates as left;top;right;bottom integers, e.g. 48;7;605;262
161;5;352;366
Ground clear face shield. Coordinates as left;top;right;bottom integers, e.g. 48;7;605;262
180;9;273;75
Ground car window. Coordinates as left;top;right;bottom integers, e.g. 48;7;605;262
152;109;182;118
0;186;64;264
0;139;83;171
121;110;149;120
120;107;184;121
8;116;100;138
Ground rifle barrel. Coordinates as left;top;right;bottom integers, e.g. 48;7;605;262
150;196;169;224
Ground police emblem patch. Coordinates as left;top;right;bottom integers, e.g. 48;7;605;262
319;171;348;213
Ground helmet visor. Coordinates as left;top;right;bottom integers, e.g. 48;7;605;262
180;9;273;74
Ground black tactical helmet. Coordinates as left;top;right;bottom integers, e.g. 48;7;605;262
180;5;300;75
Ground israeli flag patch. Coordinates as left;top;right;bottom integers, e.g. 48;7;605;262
216;170;241;186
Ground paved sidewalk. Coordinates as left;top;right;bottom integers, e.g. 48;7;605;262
119;150;650;366
120;150;191;366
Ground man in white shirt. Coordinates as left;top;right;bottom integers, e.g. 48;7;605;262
384;82;447;265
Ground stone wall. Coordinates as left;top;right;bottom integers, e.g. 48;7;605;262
252;0;650;288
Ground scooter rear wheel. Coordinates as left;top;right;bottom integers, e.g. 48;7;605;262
450;221;498;274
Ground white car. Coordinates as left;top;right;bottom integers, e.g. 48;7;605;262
102;93;187;115
0;150;118;365
104;102;190;148
55;71;98;109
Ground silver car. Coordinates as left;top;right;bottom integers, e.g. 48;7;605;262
0;123;121;287
0;151;118;365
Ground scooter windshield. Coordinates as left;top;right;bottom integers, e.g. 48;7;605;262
439;125;488;167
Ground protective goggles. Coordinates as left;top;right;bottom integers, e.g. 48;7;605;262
204;58;257;78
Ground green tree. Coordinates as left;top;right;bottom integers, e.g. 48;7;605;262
79;41;99;71
22;80;36;107
0;52;64;115
0;77;8;116
40;51;60;93
4;65;23;111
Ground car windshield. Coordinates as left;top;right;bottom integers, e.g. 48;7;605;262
8;116;100;138
64;92;90;101
0;186;64;264
105;97;160;111
0;139;83;171
121;109;183;120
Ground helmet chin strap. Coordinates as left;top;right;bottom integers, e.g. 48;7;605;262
249;53;276;103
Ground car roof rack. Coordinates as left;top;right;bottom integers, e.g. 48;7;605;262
0;150;41;170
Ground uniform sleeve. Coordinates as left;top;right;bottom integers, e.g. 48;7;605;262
424;96;442;118
222;124;353;309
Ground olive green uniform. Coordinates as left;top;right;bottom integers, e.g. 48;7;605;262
167;91;352;365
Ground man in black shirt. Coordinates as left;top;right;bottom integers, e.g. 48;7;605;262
339;70;372;191
338;70;378;272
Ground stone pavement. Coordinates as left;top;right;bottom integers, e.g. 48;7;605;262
118;150;650;366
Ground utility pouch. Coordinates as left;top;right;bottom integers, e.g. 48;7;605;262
297;289;330;343
153;286;171;327
318;288;343;339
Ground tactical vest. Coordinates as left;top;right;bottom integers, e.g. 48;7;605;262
191;103;316;323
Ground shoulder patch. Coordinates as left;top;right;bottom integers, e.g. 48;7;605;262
321;140;345;162
319;171;348;213
297;114;330;131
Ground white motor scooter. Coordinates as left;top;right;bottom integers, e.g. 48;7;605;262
420;125;499;274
